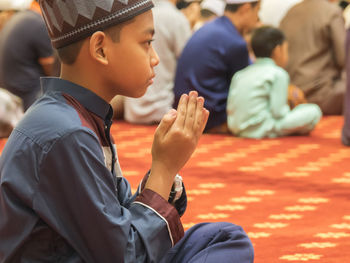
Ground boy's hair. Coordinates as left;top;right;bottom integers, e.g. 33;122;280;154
177;0;200;9
225;1;259;13
251;26;285;58
57;20;128;65
200;9;216;18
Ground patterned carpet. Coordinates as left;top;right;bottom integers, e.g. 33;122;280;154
1;116;350;262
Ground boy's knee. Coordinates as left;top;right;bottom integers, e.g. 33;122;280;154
216;222;253;247
203;222;254;263
164;222;254;263
296;104;322;125
308;104;322;124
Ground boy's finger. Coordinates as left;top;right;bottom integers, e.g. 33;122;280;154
174;94;188;129
155;109;177;137
200;109;210;134
193;96;204;134
184;91;198;133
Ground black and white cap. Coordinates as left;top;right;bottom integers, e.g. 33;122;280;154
39;0;154;48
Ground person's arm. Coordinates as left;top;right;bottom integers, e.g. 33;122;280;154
330;9;346;69
270;68;291;119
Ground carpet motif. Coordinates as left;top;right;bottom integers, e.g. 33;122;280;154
110;116;350;263
0;116;349;262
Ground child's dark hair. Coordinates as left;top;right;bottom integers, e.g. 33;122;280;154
251;26;285;58
57;19;131;65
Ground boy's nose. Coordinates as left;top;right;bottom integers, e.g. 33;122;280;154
151;47;160;67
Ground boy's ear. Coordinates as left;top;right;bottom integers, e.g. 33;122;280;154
271;45;281;60
89;31;108;65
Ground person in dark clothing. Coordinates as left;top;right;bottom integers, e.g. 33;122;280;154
0;0;55;110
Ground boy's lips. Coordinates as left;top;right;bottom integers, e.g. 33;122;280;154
148;75;155;85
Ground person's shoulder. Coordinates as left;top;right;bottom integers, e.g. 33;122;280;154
195;17;243;44
204;17;231;32
12;10;41;22
15;95;86;148
258;60;287;75
233;64;254;80
4;10;45;34
271;64;289;81
301;0;341;15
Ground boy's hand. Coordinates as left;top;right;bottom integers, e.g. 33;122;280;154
145;91;209;200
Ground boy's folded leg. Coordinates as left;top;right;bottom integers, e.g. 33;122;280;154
160;222;254;263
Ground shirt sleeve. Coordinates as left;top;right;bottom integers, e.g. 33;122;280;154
135;171;187;217
269;68;291;119
34;128;183;263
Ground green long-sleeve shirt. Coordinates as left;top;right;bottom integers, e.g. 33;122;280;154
227;58;291;138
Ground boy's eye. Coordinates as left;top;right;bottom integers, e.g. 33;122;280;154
146;39;155;46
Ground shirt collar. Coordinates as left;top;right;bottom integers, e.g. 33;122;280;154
255;57;276;65
40;77;112;121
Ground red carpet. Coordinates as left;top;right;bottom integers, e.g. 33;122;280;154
1;116;350;262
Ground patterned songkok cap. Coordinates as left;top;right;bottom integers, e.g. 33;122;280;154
39;0;154;48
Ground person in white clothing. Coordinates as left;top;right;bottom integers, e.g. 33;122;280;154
259;0;301;27
193;0;226;31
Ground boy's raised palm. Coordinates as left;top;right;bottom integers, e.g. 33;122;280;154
146;91;209;200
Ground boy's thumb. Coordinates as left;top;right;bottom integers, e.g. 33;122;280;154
156;109;177;136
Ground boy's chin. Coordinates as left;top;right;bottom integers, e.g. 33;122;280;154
129;88;148;99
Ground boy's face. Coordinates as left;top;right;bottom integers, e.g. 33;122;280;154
104;10;159;98
242;1;261;33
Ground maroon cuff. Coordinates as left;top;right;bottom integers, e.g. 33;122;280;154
139;171;150;191
135;188;184;245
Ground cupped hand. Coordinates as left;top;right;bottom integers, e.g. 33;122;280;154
146;91;209;199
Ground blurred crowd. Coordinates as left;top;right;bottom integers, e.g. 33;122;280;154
1;0;350;142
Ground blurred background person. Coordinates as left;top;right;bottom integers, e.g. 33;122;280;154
227;26;321;139
177;0;202;29
341;0;350;145
280;0;346;115
193;0;226;31
0;0;56;111
173;0;261;133
259;0;301;27
0;88;23;138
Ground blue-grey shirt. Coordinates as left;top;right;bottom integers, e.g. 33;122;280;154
0;78;184;262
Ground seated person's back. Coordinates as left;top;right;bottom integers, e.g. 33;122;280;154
280;0;346;115
174;0;260;132
227;26;322;139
